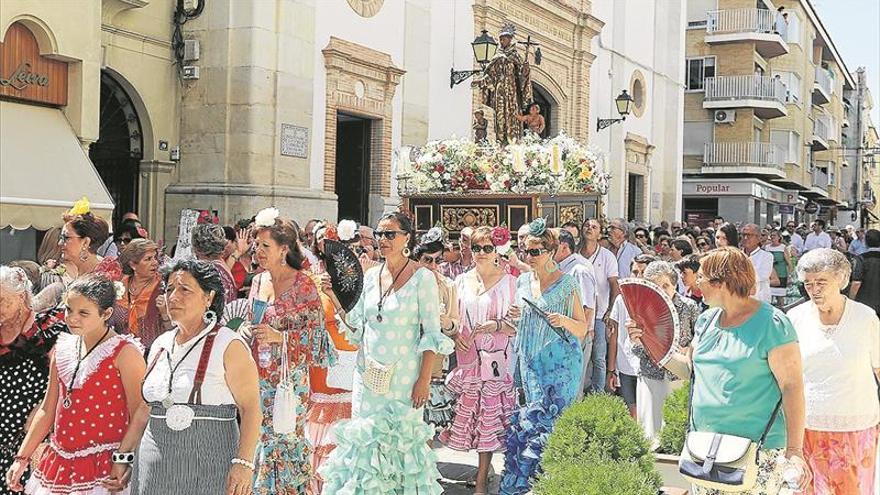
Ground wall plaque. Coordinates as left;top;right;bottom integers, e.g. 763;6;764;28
280;123;309;158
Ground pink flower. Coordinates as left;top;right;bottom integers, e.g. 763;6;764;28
491;226;511;246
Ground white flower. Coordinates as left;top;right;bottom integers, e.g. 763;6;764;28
338;219;358;241
114;281;126;301
254;207;280;227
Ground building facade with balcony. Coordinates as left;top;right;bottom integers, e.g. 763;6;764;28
682;0;855;227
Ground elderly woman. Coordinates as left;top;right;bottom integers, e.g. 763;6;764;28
501;220;589;495
627;260;698;445
631;247;811;494
0;267;62;495
117;239;167;348
104;260;262;495
786;248;879;494
192;224;237;304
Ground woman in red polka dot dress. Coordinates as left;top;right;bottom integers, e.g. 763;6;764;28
5;275;146;495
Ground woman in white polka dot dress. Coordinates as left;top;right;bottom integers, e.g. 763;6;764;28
0;267;62;495
318;212;454;494
5;275;146;495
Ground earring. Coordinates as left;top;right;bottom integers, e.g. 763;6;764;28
203;310;217;325
79;248;89;262
494;257;500;267
402;247;411;258
544;258;559;273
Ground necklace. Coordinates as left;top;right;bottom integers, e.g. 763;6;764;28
63;326;112;409
376;259;411;322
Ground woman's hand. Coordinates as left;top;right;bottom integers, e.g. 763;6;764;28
102;464;132;492
606;372;620;392
547;312;570;329
226;463;253;495
252;324;282;345
234;228;252;259
506;305;521;321
439;314;453;332
783;451;811;492
454;333;471;352
624;319;643;345
4;459;27;492
474;321;499;334
411;376;430;408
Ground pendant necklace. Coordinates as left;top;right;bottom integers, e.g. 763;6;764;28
63;326;112;409
160;328;214;408
376;259;411;322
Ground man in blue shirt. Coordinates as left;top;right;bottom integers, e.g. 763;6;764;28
848;228;868;256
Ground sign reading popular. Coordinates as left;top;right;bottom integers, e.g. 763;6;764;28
0;22;68;106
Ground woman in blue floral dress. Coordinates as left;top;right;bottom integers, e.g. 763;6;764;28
319;212;454;494
248;210;333;494
500;220;590;495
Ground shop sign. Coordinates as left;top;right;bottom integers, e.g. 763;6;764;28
779;204;795;214
682;181;753;196
0;23;68;106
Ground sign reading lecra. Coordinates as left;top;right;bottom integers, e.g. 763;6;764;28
0;62;50;90
0;23;68;106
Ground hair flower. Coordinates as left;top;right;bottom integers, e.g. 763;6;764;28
67;197;91;216
323;226;340;241
254;207;280;228
114;281;126;301
528;218;547;237
421;227;444;245
337;219;358;242
491;226;511;247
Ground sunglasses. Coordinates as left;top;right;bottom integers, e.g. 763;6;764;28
635;233;647;238
471;244;496;253
375;230;406;240
420;255;443;265
697;242;708;248
59;233;82;244
524;248;548;257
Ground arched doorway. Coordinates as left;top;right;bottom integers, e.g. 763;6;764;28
531;83;556;138
89;71;143;229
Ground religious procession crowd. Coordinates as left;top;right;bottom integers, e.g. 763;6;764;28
0;198;878;495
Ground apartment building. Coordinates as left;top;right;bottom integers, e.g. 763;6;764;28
864;114;880;228
681;0;855;227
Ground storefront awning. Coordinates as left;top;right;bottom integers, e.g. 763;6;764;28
0;101;114;230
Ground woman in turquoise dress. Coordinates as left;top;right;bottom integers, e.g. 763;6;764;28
500;220;590;495
319;212;454;494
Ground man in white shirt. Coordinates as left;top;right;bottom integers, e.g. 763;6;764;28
742;223;774;302
579;218;620;394
607;218;642;278
785;221;804;255
803;220;832;253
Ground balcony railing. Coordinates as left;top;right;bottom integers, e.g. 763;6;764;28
814;67;833;97
812;168;829;189
703;142;786;170
813;116;830;141
704;75;787;104
707;8;775;35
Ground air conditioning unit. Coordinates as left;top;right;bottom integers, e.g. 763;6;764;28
714;110;736;124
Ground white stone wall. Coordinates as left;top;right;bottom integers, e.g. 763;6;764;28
589;0;686;224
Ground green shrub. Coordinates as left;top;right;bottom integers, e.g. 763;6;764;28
658;382;690;455
534;458;660;495
540;394;661;490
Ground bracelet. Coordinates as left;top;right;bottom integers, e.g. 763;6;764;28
231;458;256;470
13;455;29;463
111;451;135;465
495;319;501;332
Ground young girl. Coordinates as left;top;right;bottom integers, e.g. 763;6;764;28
5;275;146;494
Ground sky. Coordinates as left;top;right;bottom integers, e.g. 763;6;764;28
813;0;880;125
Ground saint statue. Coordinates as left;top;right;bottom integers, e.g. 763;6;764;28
474;23;533;146
473;110;488;142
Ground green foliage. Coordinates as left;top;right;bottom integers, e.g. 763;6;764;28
538;394;662;493
658;382;690;455
534;457;661;495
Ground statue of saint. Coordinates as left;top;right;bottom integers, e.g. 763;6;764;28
473;110;488;142
517;102;545;136
474;23;533;146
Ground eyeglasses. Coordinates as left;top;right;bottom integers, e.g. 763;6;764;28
375;230;406;240
525;248;548;257
635;233;647;238
697;242;708;248
471;244;496;253
59;233;81;244
451;245;461;251
607;225;624;232
118;237;133;245
420;255;443;265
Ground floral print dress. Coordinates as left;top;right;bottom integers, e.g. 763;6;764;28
248;270;333;495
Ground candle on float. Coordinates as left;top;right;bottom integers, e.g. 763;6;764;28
550;144;562;174
398;148;411;174
512;147;526;173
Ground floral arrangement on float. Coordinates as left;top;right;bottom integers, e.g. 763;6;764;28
400;132;609;195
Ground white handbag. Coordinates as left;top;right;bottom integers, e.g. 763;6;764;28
362;355;397;395
272;332;300;434
326;349;357;391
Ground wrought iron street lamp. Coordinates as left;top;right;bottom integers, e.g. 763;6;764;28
450;30;498;88
596;90;634;132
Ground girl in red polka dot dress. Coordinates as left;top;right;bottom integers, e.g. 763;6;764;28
5;275;146;495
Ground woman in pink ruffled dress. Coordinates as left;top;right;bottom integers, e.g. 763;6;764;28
440;226;517;495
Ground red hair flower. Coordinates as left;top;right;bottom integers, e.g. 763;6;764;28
491;226;511;247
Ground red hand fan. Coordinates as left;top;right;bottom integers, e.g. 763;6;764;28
618;278;680;367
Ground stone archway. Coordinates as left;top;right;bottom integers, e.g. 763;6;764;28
322;37;404;223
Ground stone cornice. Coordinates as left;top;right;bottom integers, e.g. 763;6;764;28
322;37;405;86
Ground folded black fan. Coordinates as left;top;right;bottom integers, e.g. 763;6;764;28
618;278;680;367
323;239;364;313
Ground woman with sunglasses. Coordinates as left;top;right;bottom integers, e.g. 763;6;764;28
633;227;653;253
320;212;453;494
413;228;460;433
500;219;590;495
440;226;517;495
